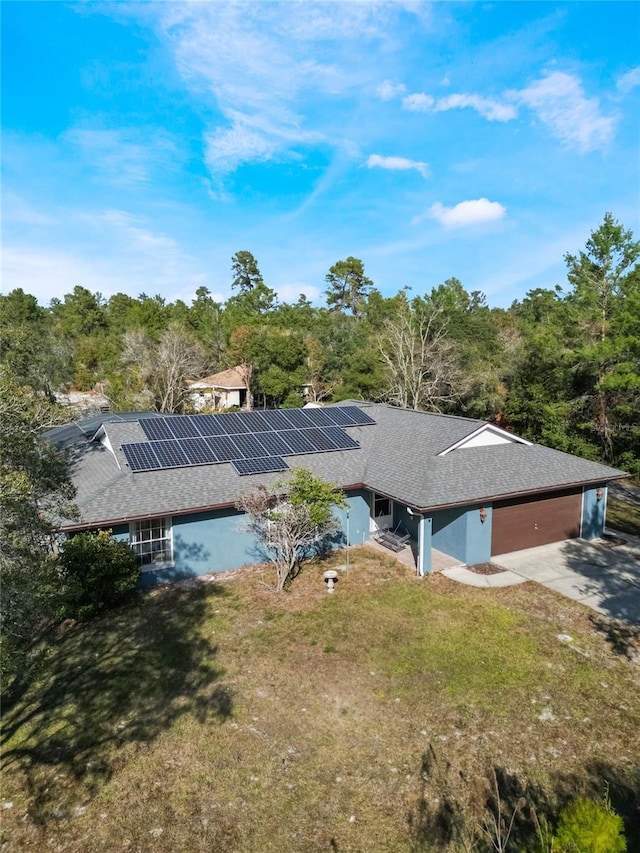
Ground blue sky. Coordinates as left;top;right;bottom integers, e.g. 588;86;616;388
2;1;639;309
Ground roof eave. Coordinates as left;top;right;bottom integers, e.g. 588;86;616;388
411;473;627;514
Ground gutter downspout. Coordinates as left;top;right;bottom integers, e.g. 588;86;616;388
408;506;428;577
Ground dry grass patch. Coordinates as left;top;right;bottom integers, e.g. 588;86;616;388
2;548;640;852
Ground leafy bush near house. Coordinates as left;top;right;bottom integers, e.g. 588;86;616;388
58;530;139;621
553;795;627;853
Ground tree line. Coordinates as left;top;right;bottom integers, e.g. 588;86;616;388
1;213;638;474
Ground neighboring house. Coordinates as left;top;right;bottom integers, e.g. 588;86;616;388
45;403;624;586
186;366;247;411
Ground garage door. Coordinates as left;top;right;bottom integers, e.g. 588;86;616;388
491;490;581;556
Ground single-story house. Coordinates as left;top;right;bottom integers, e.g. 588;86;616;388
186;366;248;411
45;402;624;585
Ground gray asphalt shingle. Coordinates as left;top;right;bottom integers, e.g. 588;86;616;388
57;403;624;529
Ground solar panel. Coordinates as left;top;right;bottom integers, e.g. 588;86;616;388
235;411;272;432
300;428;337;452
122;443;162;471
230;433;270;459
123;404;373;475
232;456;289;476
337;405;376;426
281;408;316;429
253;431;293;456
258;409;295;430
278;430;318;454
179;437;219;465
140;418;176;441
321;407;353;427
219;412;254;434
207;434;243;461
149;440;191;468
190;414;230;437
324;426;360;449
164;417;201;438
302;408;337;428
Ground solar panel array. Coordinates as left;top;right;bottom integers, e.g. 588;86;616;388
121;405;375;476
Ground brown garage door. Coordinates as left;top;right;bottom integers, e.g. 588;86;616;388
491;489;581;556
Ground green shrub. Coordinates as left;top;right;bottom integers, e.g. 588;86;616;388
553;796;626;853
58;530;140;620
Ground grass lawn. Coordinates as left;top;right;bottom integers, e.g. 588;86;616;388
2;548;640;852
608;496;640;537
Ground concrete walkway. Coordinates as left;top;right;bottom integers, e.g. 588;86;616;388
443;533;640;625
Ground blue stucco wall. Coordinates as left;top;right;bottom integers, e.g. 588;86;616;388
431;504;492;565
172;507;260;577
333;489;372;548
432;508;468;562
137;488;371;586
581;485;607;540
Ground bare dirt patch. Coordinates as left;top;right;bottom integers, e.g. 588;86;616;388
465;561;508;575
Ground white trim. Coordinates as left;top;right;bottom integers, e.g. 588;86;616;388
438;423;531;456
370;491;393;532
579;486;585;537
129;516;174;571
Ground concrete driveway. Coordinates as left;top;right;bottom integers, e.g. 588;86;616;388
496;534;640;625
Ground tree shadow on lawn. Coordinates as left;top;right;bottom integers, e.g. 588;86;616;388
1;583;232;825
408;746;640;852
589;612;640;662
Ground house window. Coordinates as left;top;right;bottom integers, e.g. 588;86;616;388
374;495;391;518
129;518;173;569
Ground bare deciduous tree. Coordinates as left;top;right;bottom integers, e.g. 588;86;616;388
121;324;206;413
380;305;465;411
154;324;206;413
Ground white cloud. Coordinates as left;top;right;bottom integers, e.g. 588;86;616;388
366;154;429;178
403;91;515;121
402;93;435;112
426;198;507;228
276;283;322;303
376;79;406;101
433;93;516;122
617;66;640;94
145;3;404;179
205;122;280;177
511;71;615;151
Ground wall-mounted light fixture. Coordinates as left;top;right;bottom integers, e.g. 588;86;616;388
596;488;604;502
479;507;487;523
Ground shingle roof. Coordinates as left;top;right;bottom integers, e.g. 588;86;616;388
187;366;246;390
56;403;625;529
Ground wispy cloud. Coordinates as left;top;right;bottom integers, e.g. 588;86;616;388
64;128;179;186
510;71;615;151
148;3;401;181
400;71;615;150
425;198;507;228
366;154;429;178
376;79;406;101
402;91;514;121
433;93;516;122
402;93;436;112
617;66;640;94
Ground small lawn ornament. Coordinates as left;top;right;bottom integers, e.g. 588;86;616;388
323;570;338;593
